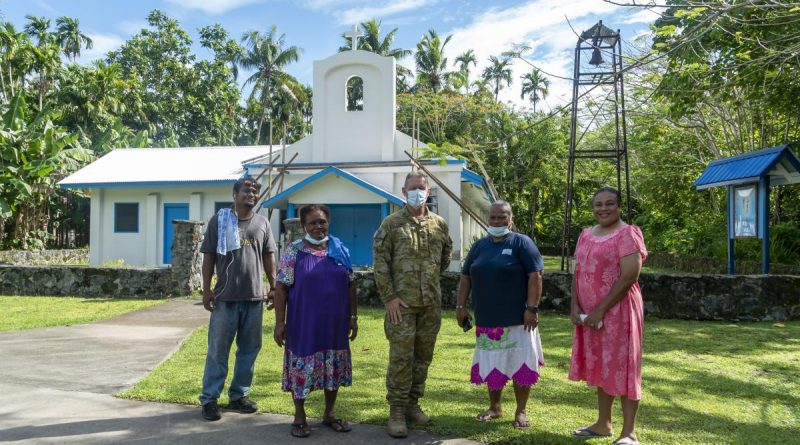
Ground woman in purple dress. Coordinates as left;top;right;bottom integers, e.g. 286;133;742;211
273;204;358;438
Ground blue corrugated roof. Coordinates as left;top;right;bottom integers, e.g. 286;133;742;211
694;144;800;189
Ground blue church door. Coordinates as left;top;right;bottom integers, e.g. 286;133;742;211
327;204;382;267
163;203;189;264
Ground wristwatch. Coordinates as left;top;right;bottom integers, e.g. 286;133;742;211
525;304;539;314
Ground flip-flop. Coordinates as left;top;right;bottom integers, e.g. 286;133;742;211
290;422;310;438
612;438;640;445
475;409;502;422
572;427;612;438
322;417;352;433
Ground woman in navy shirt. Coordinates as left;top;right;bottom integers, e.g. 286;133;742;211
456;200;544;429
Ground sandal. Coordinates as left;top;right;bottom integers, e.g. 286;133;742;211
290;422;310;438
513;411;530;429
476;409;502;422
572;427;612;438
322;417;352;433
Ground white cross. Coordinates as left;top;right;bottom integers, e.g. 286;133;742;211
344;24;363;50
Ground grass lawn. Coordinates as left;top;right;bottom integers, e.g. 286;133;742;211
1;296;166;332
121;308;799;444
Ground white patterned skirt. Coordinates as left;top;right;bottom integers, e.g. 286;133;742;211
470;325;544;391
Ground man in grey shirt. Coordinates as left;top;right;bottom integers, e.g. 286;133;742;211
198;175;277;421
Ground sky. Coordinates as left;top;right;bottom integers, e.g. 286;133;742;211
0;0;660;110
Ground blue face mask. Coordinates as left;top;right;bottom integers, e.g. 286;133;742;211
305;233;329;245
406;188;427;209
487;226;511;237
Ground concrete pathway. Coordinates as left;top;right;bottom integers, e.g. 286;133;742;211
0;299;480;445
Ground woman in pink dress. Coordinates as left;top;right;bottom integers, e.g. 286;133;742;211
569;187;647;445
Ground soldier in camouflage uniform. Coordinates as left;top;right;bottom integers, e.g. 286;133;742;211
372;171;453;438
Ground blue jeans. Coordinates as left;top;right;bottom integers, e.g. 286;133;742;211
199;300;263;405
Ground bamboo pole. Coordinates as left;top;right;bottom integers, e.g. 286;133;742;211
404;150;489;230
256;152;299;210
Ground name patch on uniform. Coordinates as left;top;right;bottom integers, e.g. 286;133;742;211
502;249;512;255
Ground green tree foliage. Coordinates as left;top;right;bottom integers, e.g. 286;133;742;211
415;29;453;92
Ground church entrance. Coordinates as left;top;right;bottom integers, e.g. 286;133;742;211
327;204;382;267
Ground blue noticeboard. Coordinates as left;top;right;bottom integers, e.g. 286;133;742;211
695;144;800;274
163;203;189;264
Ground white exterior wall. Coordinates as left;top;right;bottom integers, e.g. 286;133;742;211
311;51;396;162
92;185;250;267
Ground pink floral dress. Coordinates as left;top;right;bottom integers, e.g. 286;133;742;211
568;225;647;400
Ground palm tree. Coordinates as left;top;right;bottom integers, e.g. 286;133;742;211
482;55;512;101
415;29;452;92
340;19;413;91
24;15;51;46
237;25;301;145
454;49;477;95
0;22;28;98
339;19;411;60
55;16;93;61
520;69;550;112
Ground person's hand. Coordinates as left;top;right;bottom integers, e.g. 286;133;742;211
265;289;275;310
456;307;469;326
273;322;286;347
385;298;409;325
523;310;539;331
584;308;605;330
349;317;358;341
570;306;583;326
202;289;215;312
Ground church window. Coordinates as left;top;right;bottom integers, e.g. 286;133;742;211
346;76;364;111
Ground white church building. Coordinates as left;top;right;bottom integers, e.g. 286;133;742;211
60;40;493;270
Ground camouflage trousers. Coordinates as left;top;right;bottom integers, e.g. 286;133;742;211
385;305;442;408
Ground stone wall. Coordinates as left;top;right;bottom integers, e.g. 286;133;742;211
0;220;203;298
0;249;88;265
647;251;800;275
353;271;800;321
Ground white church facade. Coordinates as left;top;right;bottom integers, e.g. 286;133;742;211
60;42;493;270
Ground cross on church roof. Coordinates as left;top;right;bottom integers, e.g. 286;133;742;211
345;24;363;50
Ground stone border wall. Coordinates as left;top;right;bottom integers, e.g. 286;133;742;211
0;249;88;266
0;221;204;298
353;271;800;321
647;252;800;275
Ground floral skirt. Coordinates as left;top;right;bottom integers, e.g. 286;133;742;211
470;325;544;391
282;348;352;399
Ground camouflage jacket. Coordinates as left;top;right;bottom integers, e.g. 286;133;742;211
372;207;453;306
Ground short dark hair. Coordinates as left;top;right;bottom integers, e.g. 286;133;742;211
233;175;261;194
490;200;513;216
404;170;428;187
300;204;331;225
592;187;622;206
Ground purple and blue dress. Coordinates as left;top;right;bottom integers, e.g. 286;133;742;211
277;239;353;399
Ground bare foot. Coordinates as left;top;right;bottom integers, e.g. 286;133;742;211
475;408;502;422
513;411;529;429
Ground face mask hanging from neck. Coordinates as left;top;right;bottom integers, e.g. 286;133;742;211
305;233;329;245
406;189;427;209
487;226;511;237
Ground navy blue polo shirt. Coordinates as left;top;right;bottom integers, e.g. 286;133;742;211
461;232;544;327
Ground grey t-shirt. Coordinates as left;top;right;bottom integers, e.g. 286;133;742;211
200;212;277;301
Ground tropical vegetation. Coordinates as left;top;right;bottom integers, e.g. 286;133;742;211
1;3;798;265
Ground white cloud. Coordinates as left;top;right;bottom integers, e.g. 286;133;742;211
75;33;124;64
623;9;660;25
166;0;264;15
117;20;148;36
336;0;435;25
444;0;623;109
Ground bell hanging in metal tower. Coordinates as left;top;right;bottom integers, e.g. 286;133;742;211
588;47;604;66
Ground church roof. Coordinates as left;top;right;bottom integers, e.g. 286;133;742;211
261;166;405;208
59;146;280;189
